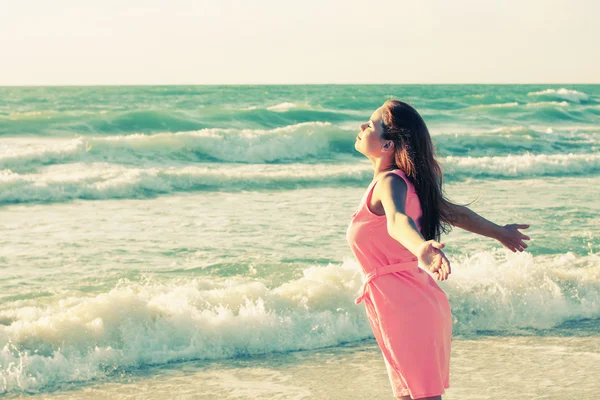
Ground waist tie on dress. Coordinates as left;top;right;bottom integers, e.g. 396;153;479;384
354;259;419;305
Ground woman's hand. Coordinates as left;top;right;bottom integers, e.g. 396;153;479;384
417;240;451;281
496;224;531;252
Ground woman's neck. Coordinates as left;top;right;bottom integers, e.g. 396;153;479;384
372;159;398;180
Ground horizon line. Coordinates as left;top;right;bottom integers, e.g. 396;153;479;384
1;82;599;88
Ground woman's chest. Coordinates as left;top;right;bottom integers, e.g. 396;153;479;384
346;209;385;245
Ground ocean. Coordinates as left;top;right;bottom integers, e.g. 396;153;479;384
0;84;598;399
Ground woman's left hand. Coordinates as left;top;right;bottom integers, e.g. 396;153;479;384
496;223;531;252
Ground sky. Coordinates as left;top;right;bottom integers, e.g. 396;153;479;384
0;0;598;85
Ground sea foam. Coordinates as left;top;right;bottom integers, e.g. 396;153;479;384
0;250;598;394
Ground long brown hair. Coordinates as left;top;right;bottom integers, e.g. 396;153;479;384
380;99;471;241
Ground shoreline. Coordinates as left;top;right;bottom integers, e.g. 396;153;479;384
9;334;599;400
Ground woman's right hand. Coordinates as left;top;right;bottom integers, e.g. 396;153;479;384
416;240;451;281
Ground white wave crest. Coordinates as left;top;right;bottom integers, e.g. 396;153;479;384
266;102;300;112
524;101;570;108
466;102;519;110
0;162;372;204
442;152;600;177
0;122;350;169
0;260;369;394
446;250;600;334
527;88;589;103
1;152;599;204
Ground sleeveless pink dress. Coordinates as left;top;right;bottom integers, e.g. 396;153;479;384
346;169;452;399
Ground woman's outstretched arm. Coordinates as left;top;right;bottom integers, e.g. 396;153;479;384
380;174;451;280
443;201;531;252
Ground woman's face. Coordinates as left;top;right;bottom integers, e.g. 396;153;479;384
355;106;391;157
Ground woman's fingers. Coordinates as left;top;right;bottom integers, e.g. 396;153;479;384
509;240;528;251
430;259;442;275
443;257;451;275
438;260;446;280
429;261;440;273
435;256;451;280
424;246;452;280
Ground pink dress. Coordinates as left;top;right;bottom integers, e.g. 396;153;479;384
346;169;452;399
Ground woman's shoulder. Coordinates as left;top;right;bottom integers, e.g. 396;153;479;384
380;169;414;191
378;169;405;182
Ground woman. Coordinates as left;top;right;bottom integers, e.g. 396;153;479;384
346;100;530;400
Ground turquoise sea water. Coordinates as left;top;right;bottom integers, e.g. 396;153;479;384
0;85;599;398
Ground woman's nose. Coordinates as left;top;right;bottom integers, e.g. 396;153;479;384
359;123;365;131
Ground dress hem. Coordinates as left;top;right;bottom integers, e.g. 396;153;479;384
395;387;448;399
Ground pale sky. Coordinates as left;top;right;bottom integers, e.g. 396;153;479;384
1;0;598;85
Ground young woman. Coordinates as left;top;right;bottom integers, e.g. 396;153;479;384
346;99;530;400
